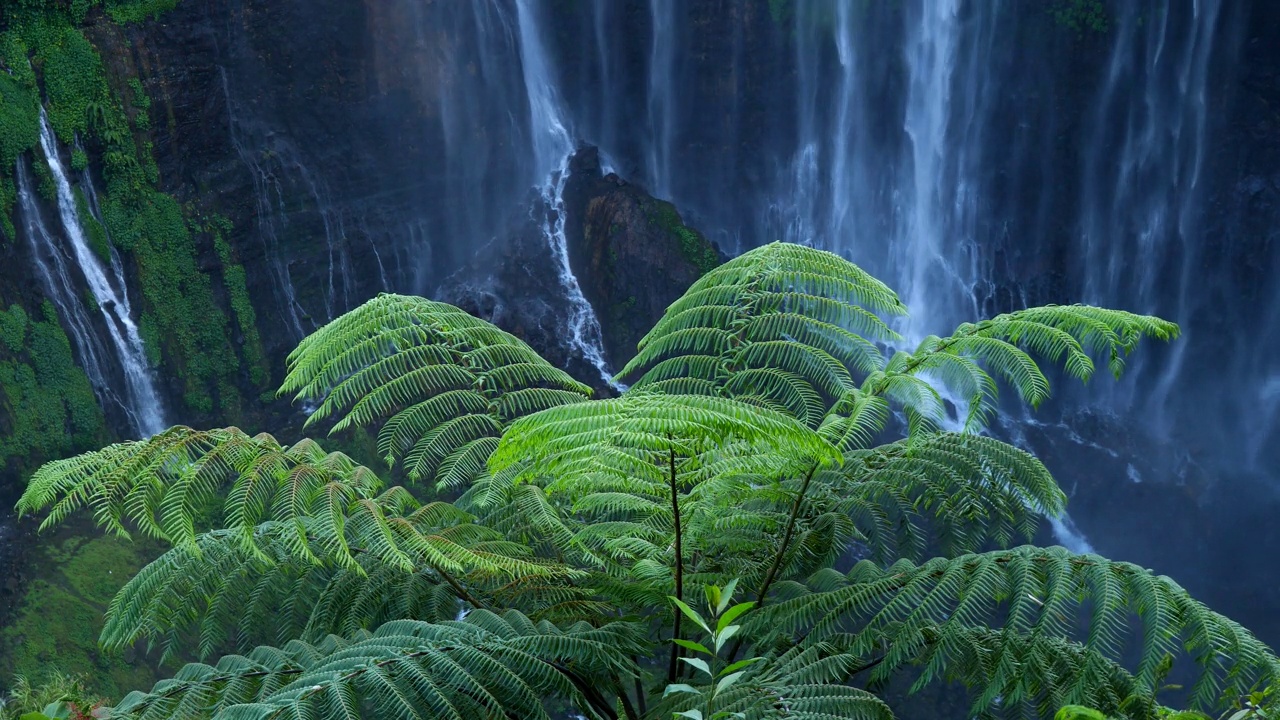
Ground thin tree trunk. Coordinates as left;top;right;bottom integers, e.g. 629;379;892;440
666;445;685;684
727;464;817;662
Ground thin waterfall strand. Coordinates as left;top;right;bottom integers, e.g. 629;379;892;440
514;0;617;387
32;110;166;437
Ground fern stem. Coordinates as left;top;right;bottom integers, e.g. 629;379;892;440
554;662;620;720
346;542;489;611
618;683;640;720
632;667;647;717
666;444;685;685
728;463;817;663
433;564;490;612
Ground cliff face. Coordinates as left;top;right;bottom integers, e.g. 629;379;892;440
2;0;1280;652
562;147;723;366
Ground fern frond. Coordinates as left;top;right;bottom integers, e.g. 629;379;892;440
17;427;384;557
759;547;1280;710
863;306;1179;430
112;610;646;720
621;243;906;425
490;392;840;492
917;627;1158;720
826;432;1065;560
102;514;578;661
281;294;590;486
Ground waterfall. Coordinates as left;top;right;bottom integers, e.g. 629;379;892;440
646;0;678;199
20;111;166;438
15;163;117;403
219;68;357;339
513;0;617;388
1076;1;1225;437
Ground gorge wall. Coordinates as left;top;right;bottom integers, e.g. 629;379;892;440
1;0;1279;653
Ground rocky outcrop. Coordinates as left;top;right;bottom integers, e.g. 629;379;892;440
438;146;721;393
563;147;723;365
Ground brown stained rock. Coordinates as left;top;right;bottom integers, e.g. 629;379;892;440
563;147;723;364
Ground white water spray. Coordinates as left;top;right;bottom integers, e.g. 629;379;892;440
514;0;618;388
24;111;166;437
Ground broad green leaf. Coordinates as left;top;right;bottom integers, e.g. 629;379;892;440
680;656;713;677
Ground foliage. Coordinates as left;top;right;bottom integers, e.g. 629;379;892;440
1050;0;1110;35
1058;685;1279;720
16;243;1278;719
0;534;157;701
0;302;103;477
0;672;104;720
0;0;240;416
282;293;592;485
0;34;41;237
651;201;720;275
102;0;178;25
72;187;110;264
207;215;266;388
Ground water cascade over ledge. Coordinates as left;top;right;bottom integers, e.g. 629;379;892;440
18;110;166;438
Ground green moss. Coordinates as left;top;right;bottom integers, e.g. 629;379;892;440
0;302;105;477
73;186;111;263
651;201;720;275
126;77;149;111
1050;0;1110;35
0;305;27;353
70;146;88;170
768;0;791;24
210;217;268;388
0;52;41;236
0;534;159;699
37;25;103;144
31;155;55;202
104;0;179;25
0;58;33;168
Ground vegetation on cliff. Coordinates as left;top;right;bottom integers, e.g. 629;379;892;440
0;0;265;443
0;303;103;477
14;242;1277;719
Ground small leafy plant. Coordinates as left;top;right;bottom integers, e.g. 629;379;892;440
662;580;762;720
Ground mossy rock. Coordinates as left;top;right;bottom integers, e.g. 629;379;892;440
0;534;160;699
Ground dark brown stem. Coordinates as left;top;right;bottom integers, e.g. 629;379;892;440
433;565;490;612
727;464;817;663
313;539;491;612
554;663;620;720
618;683;640;720
630;657;648;717
666;445;685;685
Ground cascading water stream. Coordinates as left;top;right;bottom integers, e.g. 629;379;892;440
220;68;360;339
513;0;617;388
24;110;166;438
15;162;117;404
1077;1;1225;437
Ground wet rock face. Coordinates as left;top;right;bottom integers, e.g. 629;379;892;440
1017;409;1280;645
436;145;721;394
435;196;606;392
562;147;724;365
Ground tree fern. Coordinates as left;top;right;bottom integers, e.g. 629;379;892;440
623;244;1176;438
280;294;591;485
12;243;1273;720
620;243;905;424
